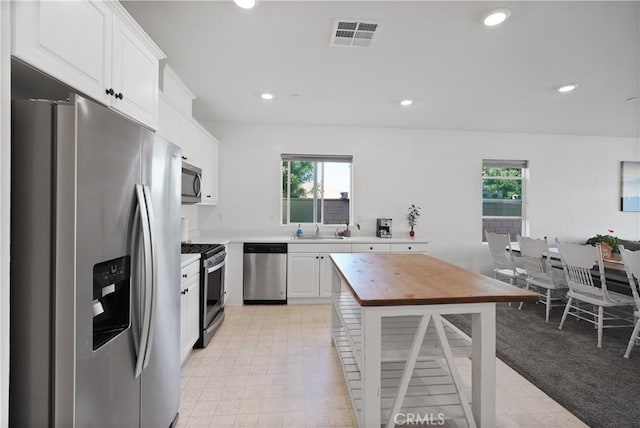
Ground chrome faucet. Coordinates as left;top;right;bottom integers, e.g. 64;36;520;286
315;223;320;236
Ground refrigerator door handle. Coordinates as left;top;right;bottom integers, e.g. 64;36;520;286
131;201;141;354
141;185;159;371
135;184;153;379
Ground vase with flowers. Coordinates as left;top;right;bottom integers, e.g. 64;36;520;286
407;204;422;237
586;229;619;258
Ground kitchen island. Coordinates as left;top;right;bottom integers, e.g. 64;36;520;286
329;253;538;427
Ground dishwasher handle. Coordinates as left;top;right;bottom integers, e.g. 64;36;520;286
243;243;288;254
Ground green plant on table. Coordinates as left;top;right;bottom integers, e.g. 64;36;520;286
586;230;619;251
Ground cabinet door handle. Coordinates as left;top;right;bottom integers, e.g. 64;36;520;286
408;246;412;250
315;256;319;259
106;88;114;96
181;156;187;160
320;256;324;259
206;195;211;198
115;93;124;100
369;247;373;250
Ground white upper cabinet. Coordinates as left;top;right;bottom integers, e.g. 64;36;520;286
156;97;170;138
179;118;200;165
12;0;112;105
12;0;164;129
110;16;159;128
198;132;219;205
158;66;220;205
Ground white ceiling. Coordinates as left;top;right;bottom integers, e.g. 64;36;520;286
123;1;640;137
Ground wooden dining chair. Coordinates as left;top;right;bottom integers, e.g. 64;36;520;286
485;231;526;287
556;240;635;348
517;236;568;322
619;245;640;358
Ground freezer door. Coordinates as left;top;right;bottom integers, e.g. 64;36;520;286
140;130;181;427
74;95;142;427
10;99;57;428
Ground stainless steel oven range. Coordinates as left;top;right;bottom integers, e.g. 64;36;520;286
181;243;226;348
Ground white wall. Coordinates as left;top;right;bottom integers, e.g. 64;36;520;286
200;121;640;273
180;205;199;241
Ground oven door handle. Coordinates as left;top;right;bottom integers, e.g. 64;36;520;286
207;260;225;273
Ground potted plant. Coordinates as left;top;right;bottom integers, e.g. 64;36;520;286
586;230;619;258
407;204;422;237
343;220;351;237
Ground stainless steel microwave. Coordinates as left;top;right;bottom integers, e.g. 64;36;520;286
182;161;202;204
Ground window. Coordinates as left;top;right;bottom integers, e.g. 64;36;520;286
482;159;528;241
281;154;352;225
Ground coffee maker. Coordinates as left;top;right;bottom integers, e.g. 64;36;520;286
376;218;392;238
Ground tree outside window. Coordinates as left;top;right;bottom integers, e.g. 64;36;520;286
482;161;528;241
281;155;352;225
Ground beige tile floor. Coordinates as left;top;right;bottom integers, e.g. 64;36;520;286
177;305;587;428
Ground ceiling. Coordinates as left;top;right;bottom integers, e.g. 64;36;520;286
123;1;640;138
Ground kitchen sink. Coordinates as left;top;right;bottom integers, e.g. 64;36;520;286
291;235;345;240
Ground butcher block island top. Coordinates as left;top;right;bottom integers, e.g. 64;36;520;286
330;252;538;306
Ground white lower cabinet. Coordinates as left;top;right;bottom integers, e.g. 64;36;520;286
287;244;351;298
319;254;339;297
352;243;391;253
272;240;430;303
180;259;200;364
287;253;320;298
389;243;429;253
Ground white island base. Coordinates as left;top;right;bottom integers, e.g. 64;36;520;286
328;253;538;427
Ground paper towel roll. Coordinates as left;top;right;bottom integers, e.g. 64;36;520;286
181;217;189;242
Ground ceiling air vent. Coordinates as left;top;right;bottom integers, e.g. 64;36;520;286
330;20;379;48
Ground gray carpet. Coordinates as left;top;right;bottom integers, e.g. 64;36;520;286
445;302;640;428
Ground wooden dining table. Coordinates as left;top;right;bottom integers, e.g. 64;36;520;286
329;253;538;427
509;243;631;295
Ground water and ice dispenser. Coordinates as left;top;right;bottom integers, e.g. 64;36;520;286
92;256;131;350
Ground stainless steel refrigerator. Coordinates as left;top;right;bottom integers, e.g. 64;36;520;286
10;94;181;427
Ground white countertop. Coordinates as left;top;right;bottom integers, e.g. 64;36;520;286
180;253;200;268
189;230;428;245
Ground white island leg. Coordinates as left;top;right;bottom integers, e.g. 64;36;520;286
361;308;381;428
471;303;496;427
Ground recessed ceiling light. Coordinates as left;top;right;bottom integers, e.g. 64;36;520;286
557;84;578;93
483;8;511;27
400;99;413;107
234;0;255;9
261;93;274;100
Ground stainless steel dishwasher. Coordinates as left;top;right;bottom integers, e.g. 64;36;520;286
243;243;287;304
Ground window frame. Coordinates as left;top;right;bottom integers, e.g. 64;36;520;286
281;154;353;226
482;159;528;242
